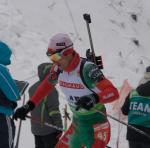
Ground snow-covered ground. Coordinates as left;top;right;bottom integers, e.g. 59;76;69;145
0;0;150;147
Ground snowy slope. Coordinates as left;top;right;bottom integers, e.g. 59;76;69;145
0;0;150;147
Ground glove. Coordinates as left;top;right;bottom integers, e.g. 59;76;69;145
11;101;17;109
48;64;62;85
13;101;35;120
75;93;99;110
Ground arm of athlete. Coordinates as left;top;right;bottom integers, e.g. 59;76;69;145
13;64;60;120
30;75;54;106
31;63;60;105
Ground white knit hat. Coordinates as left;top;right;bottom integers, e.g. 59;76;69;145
47;33;73;55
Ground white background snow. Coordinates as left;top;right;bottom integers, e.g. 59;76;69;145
0;0;150;147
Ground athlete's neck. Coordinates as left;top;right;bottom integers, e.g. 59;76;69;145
64;51;80;72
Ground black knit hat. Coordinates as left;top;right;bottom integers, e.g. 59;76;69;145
146;66;150;72
38;63;53;81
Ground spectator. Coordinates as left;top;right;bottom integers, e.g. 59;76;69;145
121;66;150;148
0;41;20;148
28;63;63;148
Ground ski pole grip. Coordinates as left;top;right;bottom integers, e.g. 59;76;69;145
83;13;91;23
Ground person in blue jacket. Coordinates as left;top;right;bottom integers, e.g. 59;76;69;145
0;41;20;148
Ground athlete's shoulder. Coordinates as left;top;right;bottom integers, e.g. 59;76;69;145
82;60;104;82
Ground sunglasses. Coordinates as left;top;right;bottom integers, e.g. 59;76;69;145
50;52;62;62
46;48;64;57
46;43;73;57
49;48;74;63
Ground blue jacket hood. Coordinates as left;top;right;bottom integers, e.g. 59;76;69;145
0;41;12;65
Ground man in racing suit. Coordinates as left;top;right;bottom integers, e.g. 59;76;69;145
13;33;119;148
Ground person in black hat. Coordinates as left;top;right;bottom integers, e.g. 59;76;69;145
121;66;150;148
28;63;62;148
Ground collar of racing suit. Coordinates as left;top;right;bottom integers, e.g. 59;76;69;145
64;51;80;73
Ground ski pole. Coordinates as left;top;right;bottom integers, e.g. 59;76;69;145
63;104;71;130
63;105;68;130
95;109;150;140
14;81;29;148
26;115;65;132
14;94;26;148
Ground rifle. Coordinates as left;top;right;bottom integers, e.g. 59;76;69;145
83;13;103;69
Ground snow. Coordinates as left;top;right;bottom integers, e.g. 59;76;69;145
0;0;150;147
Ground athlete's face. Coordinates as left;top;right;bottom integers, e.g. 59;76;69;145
48;51;73;70
57;54;73;70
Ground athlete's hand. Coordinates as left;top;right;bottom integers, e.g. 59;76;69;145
13;101;35;120
75;93;99;110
